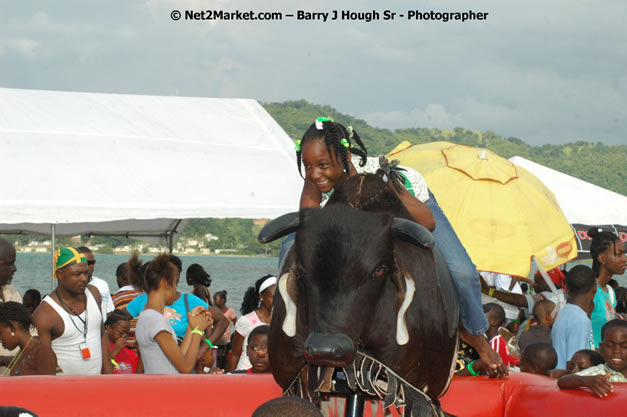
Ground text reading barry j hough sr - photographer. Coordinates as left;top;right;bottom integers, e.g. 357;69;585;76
170;9;489;23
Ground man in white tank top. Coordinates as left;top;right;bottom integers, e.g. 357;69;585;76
33;247;112;375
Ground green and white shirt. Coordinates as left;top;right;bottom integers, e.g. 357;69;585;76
321;157;429;206
576;364;627;382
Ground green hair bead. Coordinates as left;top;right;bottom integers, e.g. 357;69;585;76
340;138;350;148
295;139;301;152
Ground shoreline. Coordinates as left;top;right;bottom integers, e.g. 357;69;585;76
16;250;277;258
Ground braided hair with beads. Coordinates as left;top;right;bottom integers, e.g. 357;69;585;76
295;117;368;179
587;227;620;274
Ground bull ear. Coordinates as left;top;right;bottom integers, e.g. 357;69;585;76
258;212;300;243
391;218;435;248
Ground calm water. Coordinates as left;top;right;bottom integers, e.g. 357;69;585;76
12;253;280;314
10;253;627;303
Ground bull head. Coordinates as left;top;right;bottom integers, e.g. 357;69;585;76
258;210;436;354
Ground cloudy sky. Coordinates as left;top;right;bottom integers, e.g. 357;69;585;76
1;0;626;145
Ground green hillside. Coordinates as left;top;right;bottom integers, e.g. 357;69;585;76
4;100;623;257
264;100;626;196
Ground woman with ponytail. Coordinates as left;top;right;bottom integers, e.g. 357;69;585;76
587;228;626;348
128;253;210;374
226;274;276;371
186;264;212;306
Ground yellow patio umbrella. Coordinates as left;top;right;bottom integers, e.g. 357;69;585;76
388;141;577;277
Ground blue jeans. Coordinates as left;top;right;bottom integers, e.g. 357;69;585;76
426;190;488;335
277;232;296;275
277;190;488;335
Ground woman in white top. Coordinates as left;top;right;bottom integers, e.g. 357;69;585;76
227;274;276;371
129;253;210;374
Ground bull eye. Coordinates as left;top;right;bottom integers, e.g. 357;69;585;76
371;265;388;280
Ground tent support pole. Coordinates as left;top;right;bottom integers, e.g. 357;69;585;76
51;224;56;291
532;256;564;318
167;233;173;254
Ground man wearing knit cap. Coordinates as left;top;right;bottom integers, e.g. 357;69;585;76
33;247;112;374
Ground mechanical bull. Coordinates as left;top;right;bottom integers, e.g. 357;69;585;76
258;174;460;417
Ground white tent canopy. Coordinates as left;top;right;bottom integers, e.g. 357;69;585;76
508;156;627;226
0;88;302;248
509;156;626;259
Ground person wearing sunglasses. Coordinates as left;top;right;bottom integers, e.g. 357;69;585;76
77;247;114;317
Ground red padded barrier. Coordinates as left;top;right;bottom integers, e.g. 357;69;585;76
440;375;506;417
0;373;624;416
0;374;282;417
501;373;626;417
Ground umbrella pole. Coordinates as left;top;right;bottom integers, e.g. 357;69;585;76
532;256;564;317
51;224;56;291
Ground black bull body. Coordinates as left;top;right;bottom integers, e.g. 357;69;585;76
258;174;460;415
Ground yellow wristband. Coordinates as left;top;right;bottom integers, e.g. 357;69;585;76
191;327;204;336
488;288;495;297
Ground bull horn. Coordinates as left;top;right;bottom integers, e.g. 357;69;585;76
258;212;300;243
396;275;415;345
391;218;435;248
278;272;297;337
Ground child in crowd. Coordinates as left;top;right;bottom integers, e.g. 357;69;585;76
213;290;237;369
567;349;605;374
0;301;56;376
519;343;557;376
186;264;212;306
129;253;211;374
484;303;519;367
558;319;627;397
231;325;270;374
22;289;41;315
518;299;555;353
105;309;141;374
587;228;623;348
552;265;596;369
227;274;276;371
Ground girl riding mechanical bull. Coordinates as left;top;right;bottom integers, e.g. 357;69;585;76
280;118;506;377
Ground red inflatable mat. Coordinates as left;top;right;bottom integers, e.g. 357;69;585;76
1;373;624;416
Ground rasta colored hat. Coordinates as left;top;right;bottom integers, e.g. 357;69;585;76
54;247;87;276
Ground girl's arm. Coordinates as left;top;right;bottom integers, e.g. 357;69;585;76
205;307;229;345
37;344;58;375
135;348;144;374
300;180;322;209
226;332;245;372
393;186;435;231
558;374;613;397
155;308;209;373
154;330;203;373
181;306;212;355
110;337;126;359
179;325;194;355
